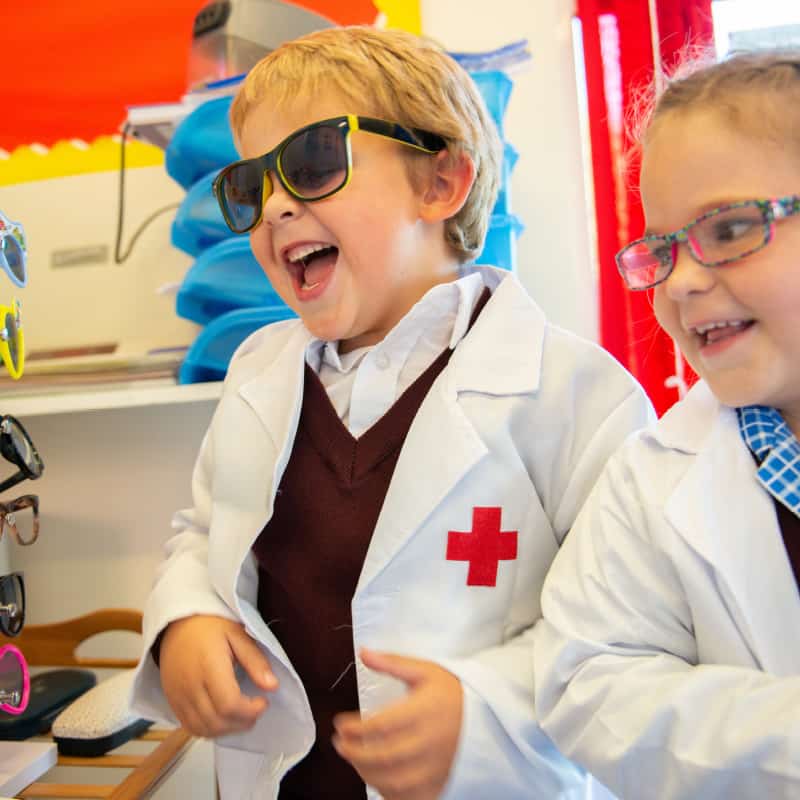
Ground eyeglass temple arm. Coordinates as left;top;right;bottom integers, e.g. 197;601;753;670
0;470;26;494
356;118;446;152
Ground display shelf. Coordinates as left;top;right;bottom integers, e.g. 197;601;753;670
0;379;223;418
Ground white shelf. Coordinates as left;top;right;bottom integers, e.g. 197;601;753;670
0;379;223;417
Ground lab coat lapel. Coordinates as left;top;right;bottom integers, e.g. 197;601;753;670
664;408;800;675
237;324;311;460
224;325;311;584
356;275;543;593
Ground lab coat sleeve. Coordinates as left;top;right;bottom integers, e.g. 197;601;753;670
130;426;239;724
534;453;800;800
437;629;586;799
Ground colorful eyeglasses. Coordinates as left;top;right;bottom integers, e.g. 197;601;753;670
0;211;27;289
0;415;44;493
213;114;447;234
0;298;23;380
0;572;25;637
616;194;800;291
0;495;39;546
0;643;30;714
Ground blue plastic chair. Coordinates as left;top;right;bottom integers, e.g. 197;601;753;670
176;238;286;325
179;305;297;384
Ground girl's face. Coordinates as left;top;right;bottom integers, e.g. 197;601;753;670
643;109;800;435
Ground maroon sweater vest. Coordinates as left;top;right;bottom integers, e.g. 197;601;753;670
252;289;488;800
773;496;800;588
747;448;800;591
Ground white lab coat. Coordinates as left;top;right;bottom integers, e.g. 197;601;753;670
535;380;800;800
130;266;652;799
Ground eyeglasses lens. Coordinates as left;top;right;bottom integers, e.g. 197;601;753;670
0;649;23;708
4;311;18;371
6;498;37;545
281;125;347;199
0;574;23;635
692;204;767;264
1;236;24;283
619;240;673;289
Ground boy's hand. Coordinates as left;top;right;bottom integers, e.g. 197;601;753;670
332;649;463;800
159;614;278;738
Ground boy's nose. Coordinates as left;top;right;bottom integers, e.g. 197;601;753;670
661;240;715;300
261;173;304;226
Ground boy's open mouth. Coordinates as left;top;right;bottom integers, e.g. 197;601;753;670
285;243;339;292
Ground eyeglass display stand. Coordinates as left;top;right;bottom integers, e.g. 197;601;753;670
0;534;10;581
0;610;210;800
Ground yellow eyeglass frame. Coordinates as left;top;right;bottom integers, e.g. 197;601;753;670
0;299;24;380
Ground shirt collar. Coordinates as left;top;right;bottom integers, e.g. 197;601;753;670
737;405;789;462
305;270;487;375
737;404;800;517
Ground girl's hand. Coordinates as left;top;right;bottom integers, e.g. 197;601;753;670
332;649;463;800
159;614;278;738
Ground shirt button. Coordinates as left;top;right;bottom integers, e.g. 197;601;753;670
375;352;390;370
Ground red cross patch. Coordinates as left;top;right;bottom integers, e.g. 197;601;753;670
446;507;518;587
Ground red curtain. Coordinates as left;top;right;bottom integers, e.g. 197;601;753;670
576;0;712;415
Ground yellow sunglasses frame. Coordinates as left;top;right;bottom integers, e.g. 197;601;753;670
0;299;24;380
214;114;447;234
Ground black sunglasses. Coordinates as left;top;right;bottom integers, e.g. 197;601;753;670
213;114;447;234
0;415;44;494
0;572;25;637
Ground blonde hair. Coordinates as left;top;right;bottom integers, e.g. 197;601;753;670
632;47;800;149
230;26;502;262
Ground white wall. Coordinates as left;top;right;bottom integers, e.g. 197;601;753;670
424;0;598;340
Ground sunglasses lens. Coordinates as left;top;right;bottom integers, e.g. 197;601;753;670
0;574;24;635
4;310;19;372
0;648;24;710
281;124;347;199
1;236;25;284
219;161;264;233
8;419;41;477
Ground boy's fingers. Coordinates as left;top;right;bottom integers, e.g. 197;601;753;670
228;628;279;691
334;698;417;740
359;648;431;689
205;670;269;727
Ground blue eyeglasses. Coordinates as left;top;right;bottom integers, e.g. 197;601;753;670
616;194;800;290
0;211;27;288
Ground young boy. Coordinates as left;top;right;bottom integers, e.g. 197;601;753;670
130;26;653;800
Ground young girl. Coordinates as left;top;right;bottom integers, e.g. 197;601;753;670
534;49;800;800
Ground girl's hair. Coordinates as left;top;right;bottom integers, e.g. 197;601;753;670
633;47;800;147
230;26;502;263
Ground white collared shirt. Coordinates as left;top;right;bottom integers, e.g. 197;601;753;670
305;271;487;437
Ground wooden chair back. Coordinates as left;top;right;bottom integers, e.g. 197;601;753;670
8;607;143;669
2;607;195;800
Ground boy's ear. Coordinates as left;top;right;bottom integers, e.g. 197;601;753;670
418;150;475;223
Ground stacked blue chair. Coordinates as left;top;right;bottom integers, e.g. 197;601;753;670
167;56;524;384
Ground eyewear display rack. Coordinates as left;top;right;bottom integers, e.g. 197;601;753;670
2;609;197;800
1;382;220;799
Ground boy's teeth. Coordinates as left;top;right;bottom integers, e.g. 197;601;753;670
288;243;328;262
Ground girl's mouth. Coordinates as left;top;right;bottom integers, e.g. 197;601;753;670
694;319;754;347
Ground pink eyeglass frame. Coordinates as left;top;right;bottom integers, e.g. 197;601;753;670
0;643;30;714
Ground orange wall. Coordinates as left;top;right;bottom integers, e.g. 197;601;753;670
2;1;380;150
